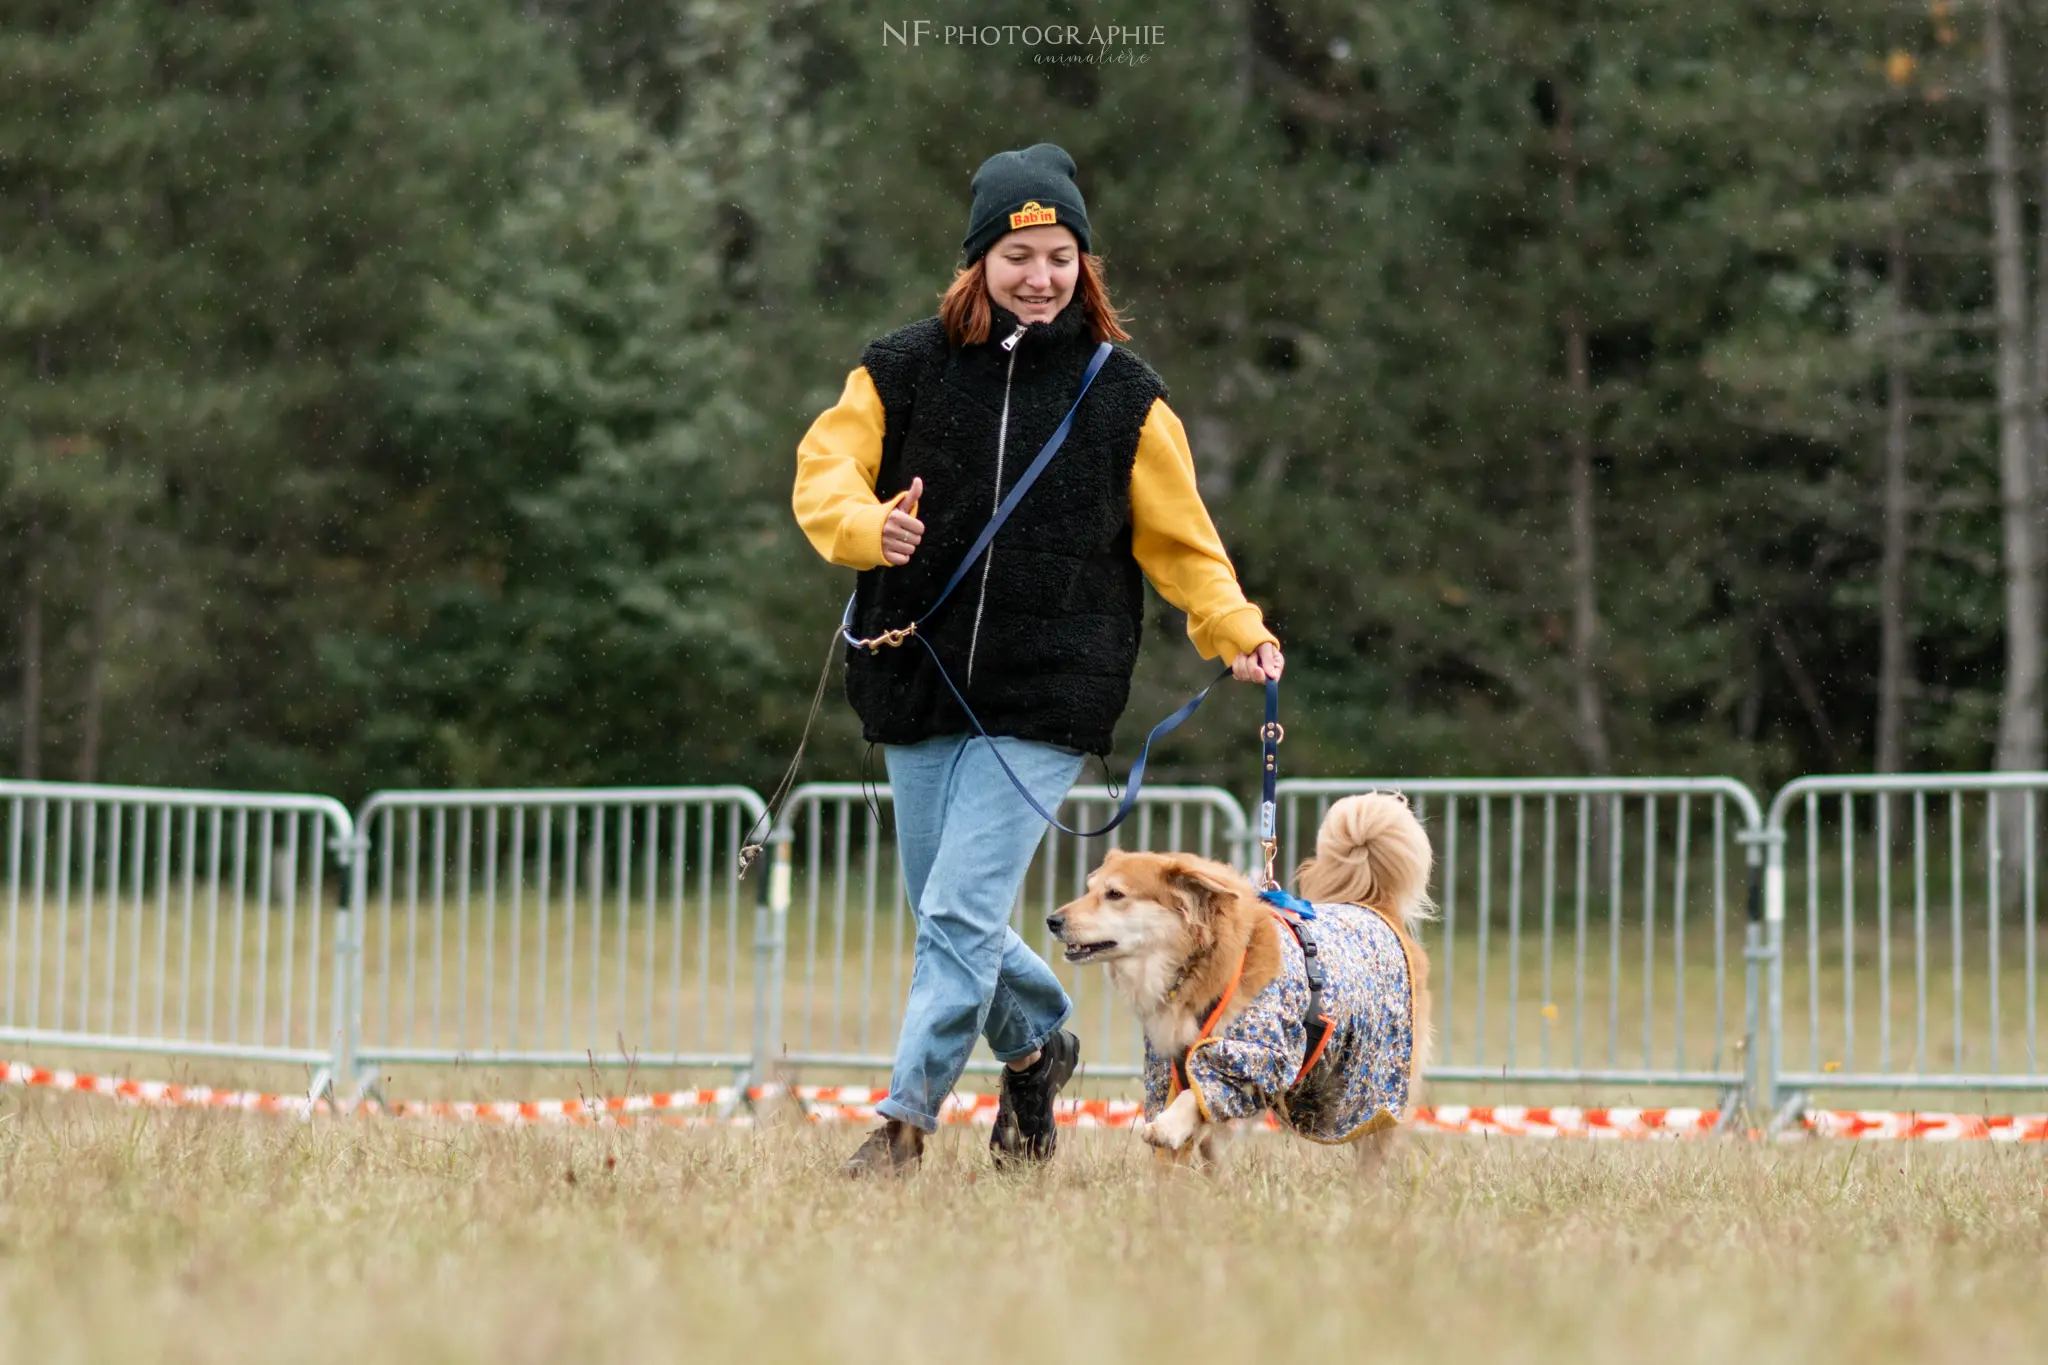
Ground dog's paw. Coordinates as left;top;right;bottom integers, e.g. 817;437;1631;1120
1133;1094;1200;1152
1131;1116;1173;1150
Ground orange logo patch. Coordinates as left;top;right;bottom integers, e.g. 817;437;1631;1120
1008;200;1059;229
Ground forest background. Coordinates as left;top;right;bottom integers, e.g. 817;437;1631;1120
6;0;2048;805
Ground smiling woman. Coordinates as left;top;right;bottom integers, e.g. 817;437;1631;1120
791;142;1284;1178
935;222;1123;348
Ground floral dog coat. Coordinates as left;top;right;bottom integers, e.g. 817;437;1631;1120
1142;901;1418;1143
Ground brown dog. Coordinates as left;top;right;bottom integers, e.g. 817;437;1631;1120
1048;793;1433;1169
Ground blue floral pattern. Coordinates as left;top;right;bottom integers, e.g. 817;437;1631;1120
1142;902;1416;1143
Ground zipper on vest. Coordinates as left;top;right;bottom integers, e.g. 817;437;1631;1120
966;323;1028;686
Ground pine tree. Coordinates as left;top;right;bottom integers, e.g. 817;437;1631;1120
0;0;570;787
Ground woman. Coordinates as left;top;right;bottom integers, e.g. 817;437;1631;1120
793;142;1284;1175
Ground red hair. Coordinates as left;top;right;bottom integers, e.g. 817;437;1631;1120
939;252;1131;348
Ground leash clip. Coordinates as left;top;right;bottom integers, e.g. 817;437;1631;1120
851;622;918;653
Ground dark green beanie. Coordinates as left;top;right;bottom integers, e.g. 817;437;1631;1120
960;143;1091;264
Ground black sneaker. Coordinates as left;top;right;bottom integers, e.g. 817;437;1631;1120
991;1029;1080;1167
844;1119;923;1178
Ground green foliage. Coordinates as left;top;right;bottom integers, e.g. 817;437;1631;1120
0;0;573;788
345;110;788;785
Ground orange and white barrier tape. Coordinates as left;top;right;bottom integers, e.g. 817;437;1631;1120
1802;1110;2048;1142
7;1060;2043;1140
788;1089;1154;1129
1408;1104;1721;1139
378;1087;734;1125
1;1060;330;1116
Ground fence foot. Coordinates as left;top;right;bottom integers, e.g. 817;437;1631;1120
305;1067;334;1114
1710;1087;1745;1136
1767;1090;1807;1138
719;1066;753;1122
728;1062;811;1129
347;1064;385;1112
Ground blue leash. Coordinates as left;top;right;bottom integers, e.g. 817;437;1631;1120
839;338;1269;841
920;643;1232;839
1251;676;1308;901
841;341;1114;653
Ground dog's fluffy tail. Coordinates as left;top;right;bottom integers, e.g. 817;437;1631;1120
1293;792;1435;934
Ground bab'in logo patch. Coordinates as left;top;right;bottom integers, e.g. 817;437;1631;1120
1008;200;1059;229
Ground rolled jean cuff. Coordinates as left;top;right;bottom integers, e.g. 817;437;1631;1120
874;1095;940;1134
991;1000;1073;1065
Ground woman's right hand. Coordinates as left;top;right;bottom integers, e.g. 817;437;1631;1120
882;477;925;566
1230;640;1285;683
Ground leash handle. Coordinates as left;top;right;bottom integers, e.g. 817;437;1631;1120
1259;677;1283;888
843;340;1114;652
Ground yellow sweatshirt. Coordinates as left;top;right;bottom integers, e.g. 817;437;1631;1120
793;365;1279;663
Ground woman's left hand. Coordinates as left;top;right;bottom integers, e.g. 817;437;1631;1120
1230;641;1284;683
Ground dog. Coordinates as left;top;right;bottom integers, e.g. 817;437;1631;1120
1048;793;1434;1169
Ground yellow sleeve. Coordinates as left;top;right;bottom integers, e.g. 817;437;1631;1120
792;366;909;570
1129;397;1280;662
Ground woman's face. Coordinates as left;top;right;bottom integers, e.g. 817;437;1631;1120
984;226;1080;325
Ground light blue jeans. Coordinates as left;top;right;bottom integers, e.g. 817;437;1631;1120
874;733;1085;1132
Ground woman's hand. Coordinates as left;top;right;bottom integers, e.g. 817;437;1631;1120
1230;641;1284;683
881;477;925;567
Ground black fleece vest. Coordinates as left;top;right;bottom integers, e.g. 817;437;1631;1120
845;301;1167;755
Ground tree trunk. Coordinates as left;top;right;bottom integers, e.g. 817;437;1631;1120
1983;0;2041;889
1565;318;1610;774
1559;88;1610;775
19;515;43;781
1876;212;1913;774
1189;0;1255;502
2036;98;2048;569
23;177;52;783
75;514;118;784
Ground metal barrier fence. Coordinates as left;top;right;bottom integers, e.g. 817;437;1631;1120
347;788;767;1095
10;770;2048;1123
757;782;1249;1079
1763;775;2048;1116
1277;779;1768;1110
0;781;356;1093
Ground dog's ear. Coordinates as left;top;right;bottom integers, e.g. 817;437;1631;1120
1164;859;1240;925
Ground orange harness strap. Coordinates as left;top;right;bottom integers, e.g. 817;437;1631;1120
1168;935;1250;1099
1169;909;1337;1098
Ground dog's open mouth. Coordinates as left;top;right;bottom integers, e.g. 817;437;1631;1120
1062;940;1117;963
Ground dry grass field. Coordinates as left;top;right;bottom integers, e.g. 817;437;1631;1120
1;1091;2043;1364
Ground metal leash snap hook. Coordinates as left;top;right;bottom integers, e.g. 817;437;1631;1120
854;623;918;653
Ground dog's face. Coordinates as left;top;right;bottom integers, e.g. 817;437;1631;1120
1046;850;1242;967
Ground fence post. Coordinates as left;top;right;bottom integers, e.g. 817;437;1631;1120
329;823;370;1105
1762;817;1787;1125
751;827;792;1089
1732;823;1764;1124
1735;819;1787;1127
